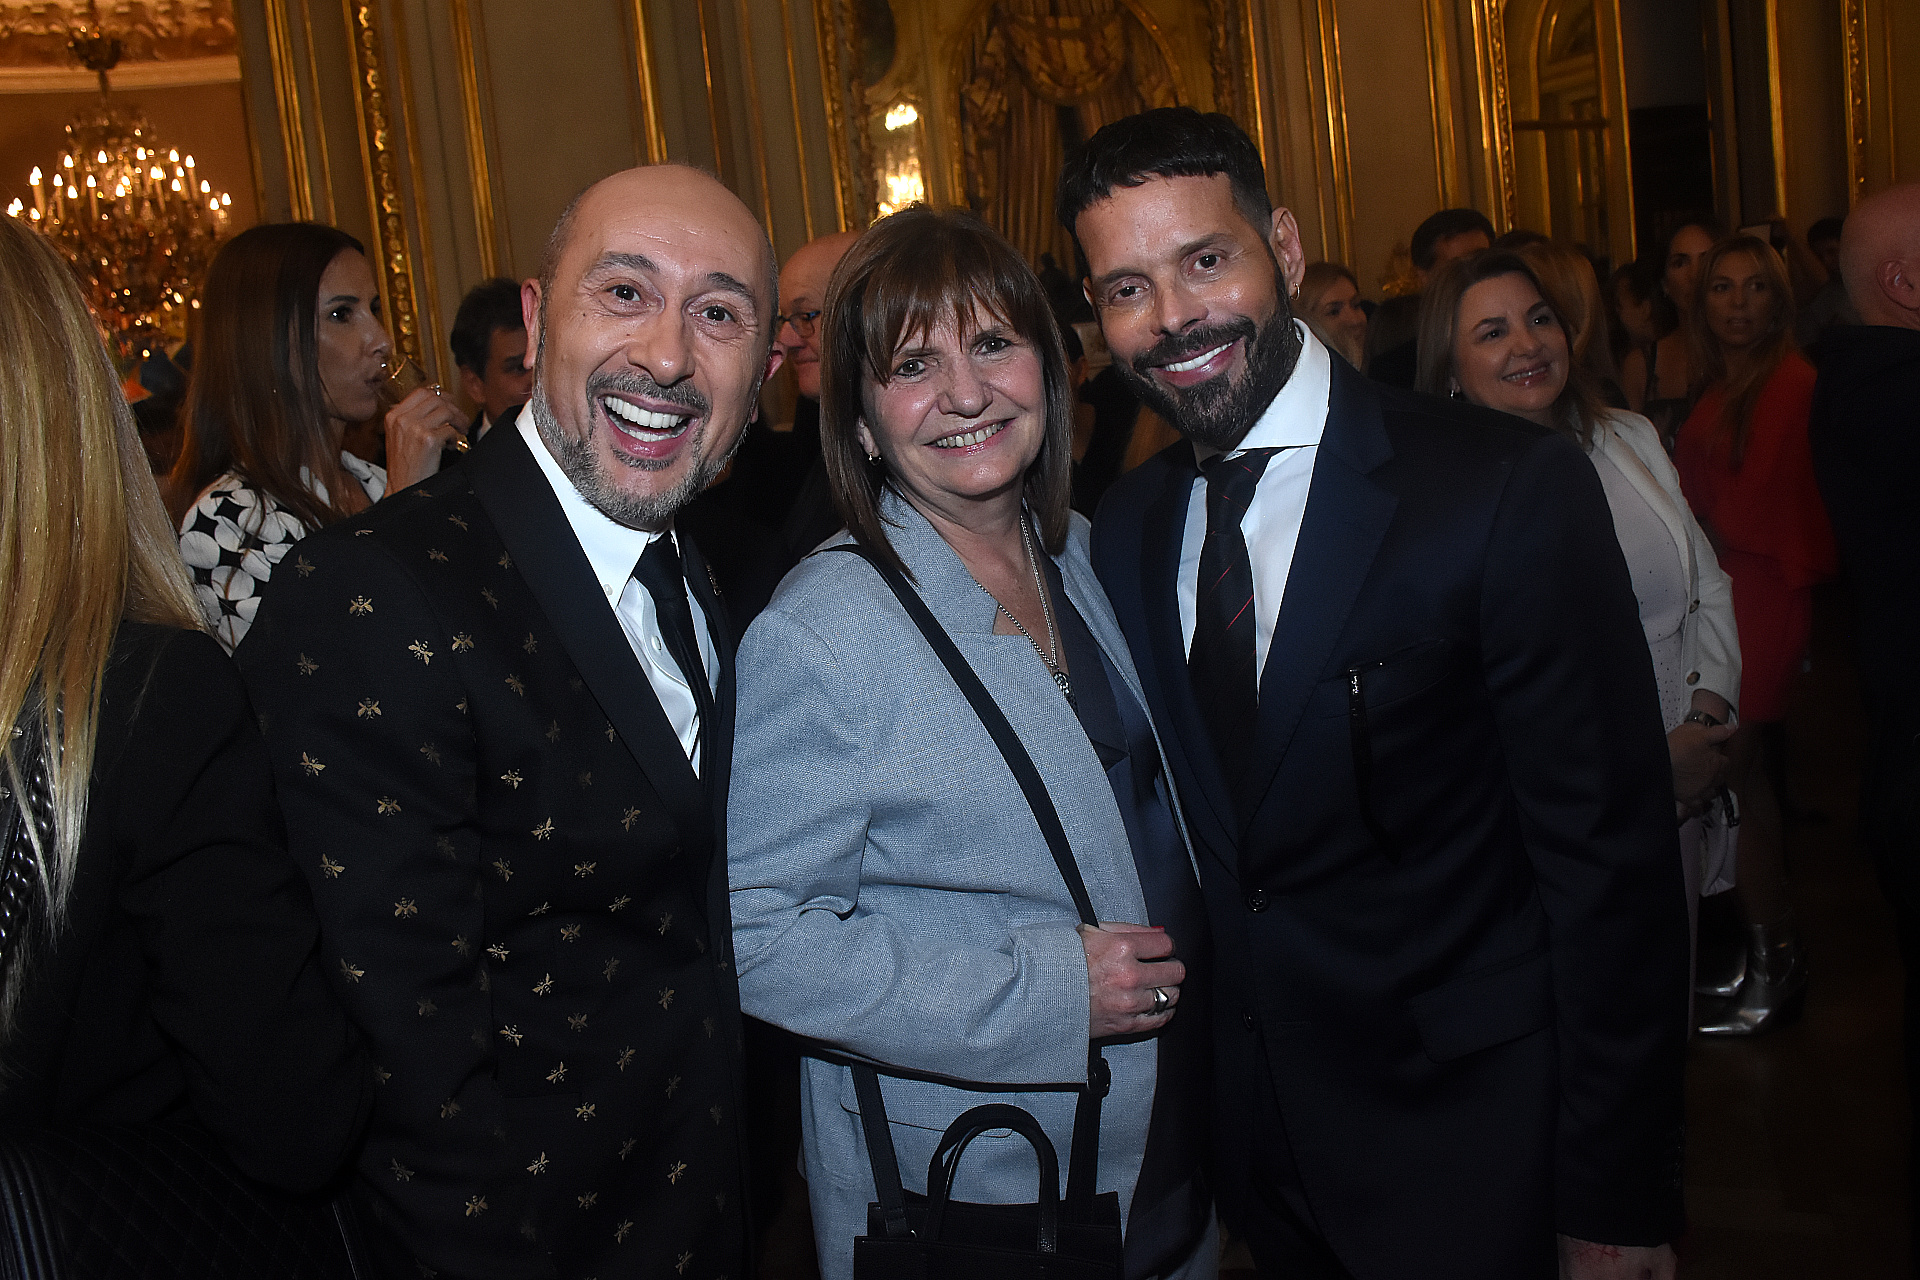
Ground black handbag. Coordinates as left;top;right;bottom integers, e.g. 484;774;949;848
827;544;1125;1280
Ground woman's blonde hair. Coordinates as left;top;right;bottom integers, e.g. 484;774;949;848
0;220;202;1015
1686;234;1797;469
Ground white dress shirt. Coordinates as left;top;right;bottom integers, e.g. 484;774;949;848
1178;321;1332;679
516;408;714;772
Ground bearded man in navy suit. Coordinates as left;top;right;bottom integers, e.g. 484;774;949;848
1061;108;1687;1280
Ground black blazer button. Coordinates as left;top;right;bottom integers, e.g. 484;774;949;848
1241;1011;1257;1031
1246;888;1269;912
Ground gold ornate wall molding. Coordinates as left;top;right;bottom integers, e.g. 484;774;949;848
449;0;497;277
626;0;667;163
0;0;235;64
342;0;425;368
1466;0;1516;229
811;0;864;228
1299;0;1354;266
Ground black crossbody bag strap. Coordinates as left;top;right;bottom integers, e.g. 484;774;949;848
830;544;1109;1215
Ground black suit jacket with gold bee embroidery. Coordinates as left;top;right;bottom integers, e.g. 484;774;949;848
236;422;747;1280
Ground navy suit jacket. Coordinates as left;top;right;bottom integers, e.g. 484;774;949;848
1091;359;1687;1276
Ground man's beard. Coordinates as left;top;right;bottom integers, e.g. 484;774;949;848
529;366;742;532
1112;272;1303;453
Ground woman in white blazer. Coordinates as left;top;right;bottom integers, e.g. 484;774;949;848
729;209;1217;1280
1416;248;1742;975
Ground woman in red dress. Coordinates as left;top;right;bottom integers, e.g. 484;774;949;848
1675;234;1837;1035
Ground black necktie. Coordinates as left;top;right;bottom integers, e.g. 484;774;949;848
632;533;715;749
1190;448;1280;798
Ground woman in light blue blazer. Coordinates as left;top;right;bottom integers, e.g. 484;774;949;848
729;209;1216;1280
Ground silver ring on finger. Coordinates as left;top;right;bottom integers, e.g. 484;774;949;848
1149;986;1171;1016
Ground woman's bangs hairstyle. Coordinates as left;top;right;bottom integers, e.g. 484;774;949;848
819;206;1072;580
1686;233;1795;468
167;222;367;530
0;219;200;1035
1415;249;1602;446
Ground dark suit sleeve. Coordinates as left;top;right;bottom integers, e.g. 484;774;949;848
112;628;372;1192
1477;432;1689;1244
236;536;531;1260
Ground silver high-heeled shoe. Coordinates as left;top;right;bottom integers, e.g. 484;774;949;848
1694;941;1746;999
1696;916;1807;1036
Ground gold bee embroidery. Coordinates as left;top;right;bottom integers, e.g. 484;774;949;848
376;796;401;816
451;633;475;653
453;934;472;957
568;1013;589;1032
524;634;539;654
546;721;562;743
603;958;620;981
436;835;456;858
294;555;316;578
609;895;631;912
533;974;554;995
501;769;523;789
481;587;500;609
300;753;325;776
605;725;616;742
575;1102;596;1121
348;596;374;616
408;640;435;665
675;1250;692;1274
374;1065;391;1084
441;1098;461;1119
668;1161;687;1185
419;743;442;766
665;1076;681;1098
357;699;381;718
394;899;417;918
531;818;554;841
448;514;469;531
320;855;345;879
499;1024;523;1046
703;1016;714;1038
525;1151;549;1175
492;858;513;881
456;697;469;713
518;1219;536;1241
353;528;372;537
339;958;365;983
499;552;514;570
427;548;448;563
620;807;641;831
505;674;525;695
657;914;672;935
546;1062;568;1084
576;1192;597;1209
529;901;551;917
577;772;593;789
658;989;675;1011
615;1220;634;1244
568;677;585;692
486;943;510;961
571;859;593;875
464;1194;486;1217
617;1047;635;1072
710;1105;723;1125
418;998;438;1017
390;1158;413;1182
296;653;319;676
619;1137;637;1159
560;924;581;942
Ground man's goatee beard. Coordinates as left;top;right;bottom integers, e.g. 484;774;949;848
1113;290;1302;454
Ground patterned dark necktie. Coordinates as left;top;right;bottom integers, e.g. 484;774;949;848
1189;448;1281;796
632;534;715;742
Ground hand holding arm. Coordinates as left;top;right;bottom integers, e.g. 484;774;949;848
1080;922;1183;1039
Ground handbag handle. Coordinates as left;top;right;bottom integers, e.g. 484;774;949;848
828;542;1108;1215
924;1104;1062;1253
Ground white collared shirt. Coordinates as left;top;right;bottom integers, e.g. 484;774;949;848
516;407;714;773
1178;321;1332;679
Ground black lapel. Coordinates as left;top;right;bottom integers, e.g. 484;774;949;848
678;529;734;816
1239;360;1398;831
1134;450;1241;863
467;423;710;843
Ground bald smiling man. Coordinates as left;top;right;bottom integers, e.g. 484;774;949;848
238;165;781;1280
1810;183;1920;1254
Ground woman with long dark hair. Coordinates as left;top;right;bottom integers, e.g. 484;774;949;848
1674;234;1837;1034
1623;215;1727;445
0;217;368;1184
169;222;466;652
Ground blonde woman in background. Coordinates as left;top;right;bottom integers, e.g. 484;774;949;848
0;219;369;1187
1297;261;1369;369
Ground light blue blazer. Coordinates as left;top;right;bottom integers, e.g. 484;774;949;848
728;492;1194;1280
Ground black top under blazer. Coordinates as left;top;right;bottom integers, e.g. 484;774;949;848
0;622;371;1192
236;423;748;1280
1091;358;1689;1277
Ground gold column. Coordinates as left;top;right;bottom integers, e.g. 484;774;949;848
628;1;669;164
342;0;427;370
263;0;315;221
1422;0;1463;210
450;0;500;277
778;0;817;242
1466;0;1516;230
1300;0;1355;265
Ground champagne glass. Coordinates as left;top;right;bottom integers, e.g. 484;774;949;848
379;355;468;452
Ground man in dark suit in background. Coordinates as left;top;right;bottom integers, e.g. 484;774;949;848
1063;108;1686;1280
239;165;782;1280
449;276;535;446
1366;207;1494;388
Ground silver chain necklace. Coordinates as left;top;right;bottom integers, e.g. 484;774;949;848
983;514;1073;709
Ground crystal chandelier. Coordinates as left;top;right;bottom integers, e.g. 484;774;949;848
4;7;233;358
